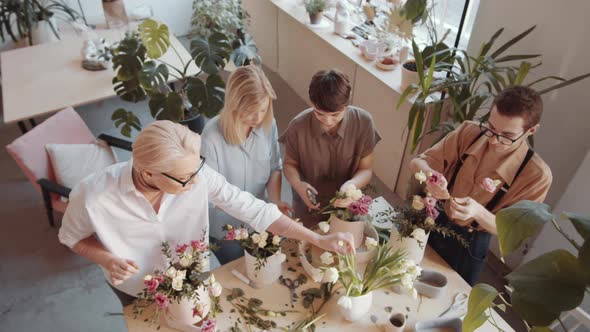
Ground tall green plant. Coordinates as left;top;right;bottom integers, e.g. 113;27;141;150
462;201;589;331
111;19;260;137
398;26;590;153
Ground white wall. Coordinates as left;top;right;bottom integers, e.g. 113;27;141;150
466;0;590;208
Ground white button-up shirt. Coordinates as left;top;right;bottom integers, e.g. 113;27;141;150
58;160;281;296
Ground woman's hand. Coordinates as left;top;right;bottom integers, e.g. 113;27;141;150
293;181;321;211
275;201;294;216
426;175;451;200
315;232;356;255
104;256;139;285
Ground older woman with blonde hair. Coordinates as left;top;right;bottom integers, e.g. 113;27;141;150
58;120;354;307
201;65;292;263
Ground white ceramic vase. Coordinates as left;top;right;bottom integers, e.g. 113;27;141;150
338;292;373;322
390;226;429;265
164;286;211;332
384;312;406;332
31;17;59;45
327;214;366;249
244;249;286;288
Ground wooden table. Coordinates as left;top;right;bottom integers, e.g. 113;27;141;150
0;25;199;129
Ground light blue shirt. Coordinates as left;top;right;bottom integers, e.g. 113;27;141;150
201;115;282;239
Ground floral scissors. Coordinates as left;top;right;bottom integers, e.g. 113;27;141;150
439;292;469;318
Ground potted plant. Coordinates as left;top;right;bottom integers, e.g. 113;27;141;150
318;242;421;322
462;201;589;332
222;225;286;288
304;0;328;25
132;240;222;331
0;0;86;46
110;19;260;137
318;184;374;249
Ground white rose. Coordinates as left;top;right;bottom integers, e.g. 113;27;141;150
347;188;363;200
179;254;192;267
208;282;223;297
258;239;267;248
425;216;435;226
318;221;330;233
166;267;177;278
234;230;243;240
260;231;269;242
365;237;378;250
311;268;324;283
414;170;427;184
340;182;356;194
172;277;184;291
144;275;153;281
337;296;352;310
199;257;210;272
240;228;249;240
411;228;427;242
322;267;339;284
272;235;281;246
412;195;425;210
320;251;334;265
175;270;187;280
251;233;261;244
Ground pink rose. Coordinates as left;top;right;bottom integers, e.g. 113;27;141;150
333;197;354;208
154;293;169;309
175;244;189;254
348;201;369;216
426;205;440;219
224;229;236;241
191;240;208;252
153;275;164;284
201;318;216;332
480;177;501;193
239;228;249;239
144;278;159;293
359;195;373;206
423;196;437;209
427;171;444;186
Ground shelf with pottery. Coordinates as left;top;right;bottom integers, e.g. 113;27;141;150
124;197;513;332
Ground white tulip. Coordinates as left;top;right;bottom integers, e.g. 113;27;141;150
318;221;330;233
322;267;339;284
337;296;353;310
320;251;334;265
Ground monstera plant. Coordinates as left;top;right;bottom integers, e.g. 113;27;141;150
462;201;589;332
111;19;260;137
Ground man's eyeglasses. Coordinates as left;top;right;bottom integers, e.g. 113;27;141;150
479;122;527;146
162;156;206;187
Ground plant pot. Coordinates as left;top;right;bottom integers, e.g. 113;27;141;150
164;287;211;332
309;12;323;25
385;312;406;332
401;60;421;92
244;249;286;288
327;214;366;249
31;16;59;45
337;292;373;322
389;226;429;265
180;113;206;134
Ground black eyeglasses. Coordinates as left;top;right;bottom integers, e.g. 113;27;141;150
479;122;527;146
161;156;206;187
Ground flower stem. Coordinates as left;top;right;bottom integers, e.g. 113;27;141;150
551;218;581;250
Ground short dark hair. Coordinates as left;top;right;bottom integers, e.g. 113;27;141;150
308;69;351;112
493;86;543;129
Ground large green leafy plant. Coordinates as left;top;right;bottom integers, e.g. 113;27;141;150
397;26;590;153
110;19;260;137
462;201;589;331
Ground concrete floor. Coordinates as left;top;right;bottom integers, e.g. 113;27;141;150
0;39;524;331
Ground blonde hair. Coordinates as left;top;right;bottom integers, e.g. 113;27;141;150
219;65;277;145
132;120;201;173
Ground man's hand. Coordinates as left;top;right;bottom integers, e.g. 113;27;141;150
293;181;321;211
275;201;294;216
315;232;356;255
103;256;139;285
426;175;451;200
448;197;484;227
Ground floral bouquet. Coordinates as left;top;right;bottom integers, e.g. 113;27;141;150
223;225;285;268
319;183;374;223
132;240;222;331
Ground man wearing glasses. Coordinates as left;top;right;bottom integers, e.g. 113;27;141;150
410;86;552;285
58;121;355;307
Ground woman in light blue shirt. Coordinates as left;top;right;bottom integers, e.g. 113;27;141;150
201;65;292;263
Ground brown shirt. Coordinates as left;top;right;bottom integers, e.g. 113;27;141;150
279;106;382;206
417;121;552;214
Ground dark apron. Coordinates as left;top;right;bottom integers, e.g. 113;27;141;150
428;133;534;285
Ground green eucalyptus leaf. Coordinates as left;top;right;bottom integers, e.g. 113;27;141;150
496;200;552;257
462;284;498;332
507;250;586;326
139;19;170;58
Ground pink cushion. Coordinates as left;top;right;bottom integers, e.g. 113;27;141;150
5;107;96;192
